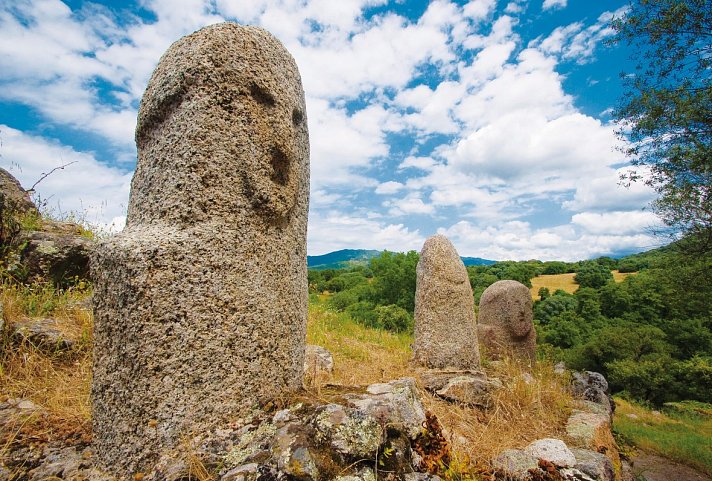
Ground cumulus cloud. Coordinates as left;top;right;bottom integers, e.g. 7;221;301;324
0;1;659;259
375;181;405;195
542;0;567;11
572;211;661;236
439;220;659;261
0;125;131;230
307;211;423;255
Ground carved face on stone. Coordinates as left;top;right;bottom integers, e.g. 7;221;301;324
131;24;309;226
505;292;533;338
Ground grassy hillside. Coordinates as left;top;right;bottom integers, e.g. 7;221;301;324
614;398;712;475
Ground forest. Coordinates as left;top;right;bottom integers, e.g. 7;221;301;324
308;236;712;406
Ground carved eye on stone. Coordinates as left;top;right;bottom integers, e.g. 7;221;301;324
292;108;304;126
250;83;275;107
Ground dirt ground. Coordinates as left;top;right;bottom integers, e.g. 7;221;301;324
631;452;712;481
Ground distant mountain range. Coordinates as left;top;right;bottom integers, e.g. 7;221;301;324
307;249;496;270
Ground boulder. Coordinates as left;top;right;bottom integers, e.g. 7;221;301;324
0;167;36;215
571;448;614;481
492;449;539;480
347;377;427;440
18;229;92;285
434;375;502;407
10;318;76;353
571;371;614;413
477;280;536;363
304;344;334;383
524;438;577;468
413;235;480;369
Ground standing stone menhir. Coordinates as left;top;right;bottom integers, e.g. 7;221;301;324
477;280;536;363
91;23;309;477
413;235;480;369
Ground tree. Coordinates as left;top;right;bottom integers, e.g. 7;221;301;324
612;0;712;250
574;261;614;289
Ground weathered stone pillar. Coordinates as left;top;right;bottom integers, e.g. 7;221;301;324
91;23;309;476
413;235;480;369
477;280;536;363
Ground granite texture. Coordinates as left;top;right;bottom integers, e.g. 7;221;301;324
477;280;536;363
91;22;309;477
412;235;480;369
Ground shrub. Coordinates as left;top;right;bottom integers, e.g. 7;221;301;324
374;304;413;333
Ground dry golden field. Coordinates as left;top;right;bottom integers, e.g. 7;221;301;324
529;270;636;299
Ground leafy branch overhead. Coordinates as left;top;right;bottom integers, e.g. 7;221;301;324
611;0;712;248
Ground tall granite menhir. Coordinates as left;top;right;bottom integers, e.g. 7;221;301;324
92;23;309;476
413;235;480;369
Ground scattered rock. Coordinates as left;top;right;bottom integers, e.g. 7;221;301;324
571;448;614;481
313;403;383;459
91;22;310;477
0;397;45;430
10;318;76;353
0;168;36;213
304;344;334;382
404;473;442;481
525;438;577;468
18;229;92;285
571;371;613;413
477;280;536;363
566;409;610;448
492;449;539;479
434;375;502;407
413;235;480;369
554;362;567;375
347;378;426;440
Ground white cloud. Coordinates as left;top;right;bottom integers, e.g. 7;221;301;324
399;156;438;171
564;166;657;212
307;211;423;255
572;211;661;235
375;181;405;195
439;220;658;261
0;125;132;229
542;0;567;11
385;193;435;216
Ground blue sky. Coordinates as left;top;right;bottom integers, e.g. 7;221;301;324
0;0;662;261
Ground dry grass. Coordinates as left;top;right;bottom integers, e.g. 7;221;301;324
306;297;412;386
530;273;578;298
1;284;576;480
0;281;93;441
307;297;575;478
424;358;573;472
611;270;636;282
530;270;637;299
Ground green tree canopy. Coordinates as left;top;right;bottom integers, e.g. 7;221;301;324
574;261;614;289
612;0;712;249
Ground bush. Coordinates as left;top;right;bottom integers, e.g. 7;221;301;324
374;304;413;333
541;311;584;349
329;290;359;311
346;301;378;327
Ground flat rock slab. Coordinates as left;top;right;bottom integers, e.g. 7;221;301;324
525;438;577;468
